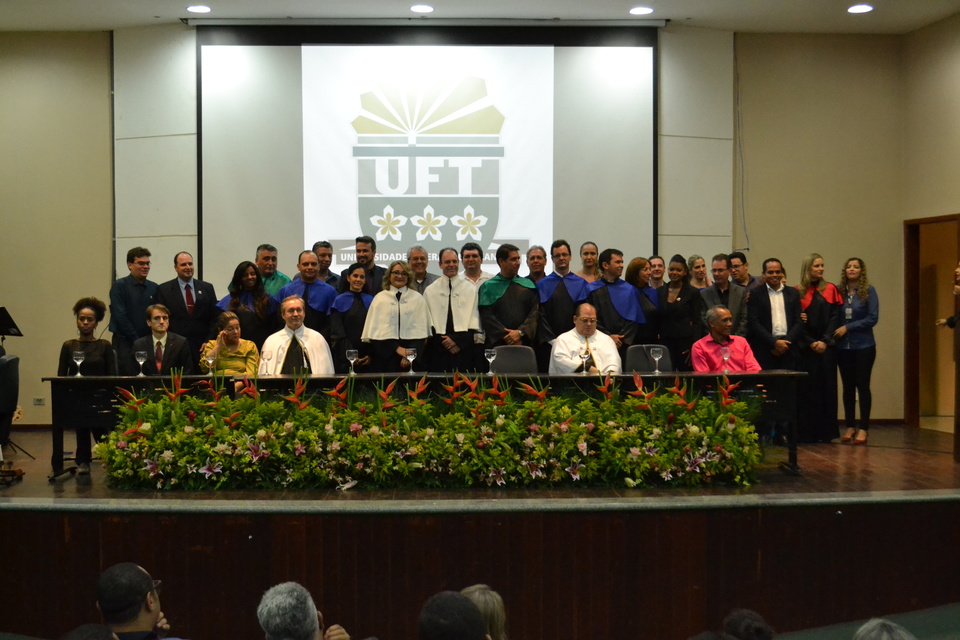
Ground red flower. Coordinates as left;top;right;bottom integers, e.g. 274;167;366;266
518;382;549;404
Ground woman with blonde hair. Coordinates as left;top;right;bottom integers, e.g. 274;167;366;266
834;257;879;444
796;253;843;443
461;584;507;640
361;260;430;372
688;254;711;290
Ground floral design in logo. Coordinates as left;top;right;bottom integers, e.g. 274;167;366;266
451;205;488;241
412;206;448;241
370;205;408;241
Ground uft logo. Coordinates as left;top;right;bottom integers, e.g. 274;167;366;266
352;76;504;255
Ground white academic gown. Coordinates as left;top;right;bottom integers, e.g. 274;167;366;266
361;286;430;341
423;275;481;335
258;325;334;376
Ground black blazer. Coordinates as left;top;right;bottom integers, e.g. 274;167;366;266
131;332;196;375
156;278;219;355
746;285;804;369
700;282;748;336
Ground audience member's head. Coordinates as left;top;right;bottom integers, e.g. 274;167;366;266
419;591;489;640
722;608;774;640
257;582;320;640
852;618;917;640
59;624;119;640
461;584;507;640
96;563;161;630
688;633;737;640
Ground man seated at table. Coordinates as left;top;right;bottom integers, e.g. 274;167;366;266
131;304;195;375
549;302;621;375
692;305;761;373
259;296;334;376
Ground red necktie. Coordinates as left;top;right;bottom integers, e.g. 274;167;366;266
185;284;195;316
155;341;163;373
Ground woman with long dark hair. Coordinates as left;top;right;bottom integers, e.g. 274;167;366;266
835;257;879;444
216;261;278;350
657;254;705;371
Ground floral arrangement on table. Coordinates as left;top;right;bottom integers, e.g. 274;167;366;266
96;372;762;491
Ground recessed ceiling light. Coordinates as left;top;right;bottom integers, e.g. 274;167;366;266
411;4;434;13
848;4;873;14
187;5;212;13
629;6;654;15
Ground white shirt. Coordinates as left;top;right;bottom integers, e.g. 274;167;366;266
423;275;481;335
258;325;334;376
766;283;788;337
460;271;492;288
549;327;622;375
361;286;430;341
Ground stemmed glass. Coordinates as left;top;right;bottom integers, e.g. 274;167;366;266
134;350;148;377
405;348;417;374
204;352;217;374
649;346;664;375
72;350;85;377
484;349;497;376
261;350;273;376
720;346;731;374
346;349;358;375
579;349;590;375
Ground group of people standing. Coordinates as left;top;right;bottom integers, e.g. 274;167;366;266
60;238;879;470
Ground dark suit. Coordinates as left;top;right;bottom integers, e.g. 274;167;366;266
156;278;218;356
746;284;804;370
131;332;196;375
701;282;748;336
338;264;387;296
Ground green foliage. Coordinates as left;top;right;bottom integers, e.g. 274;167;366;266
97;375;762;490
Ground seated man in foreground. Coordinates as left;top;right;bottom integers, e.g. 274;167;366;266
692;305;761;373
259;296;334;375
549;302;621;375
257;581;349;640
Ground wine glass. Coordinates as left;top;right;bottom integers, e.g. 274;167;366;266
261;350;273;375
579;349;590;375
134;350;148;377
405;348;417;374
204;351;217;374
484;348;497;376
346;349;358;375
72;350;85;377
719;346;731;374
649;347;664;375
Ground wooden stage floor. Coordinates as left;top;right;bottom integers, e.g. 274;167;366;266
2;424;958;504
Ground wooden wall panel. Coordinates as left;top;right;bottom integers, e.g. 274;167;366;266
2;503;959;640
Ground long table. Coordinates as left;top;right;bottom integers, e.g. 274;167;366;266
42;371;804;479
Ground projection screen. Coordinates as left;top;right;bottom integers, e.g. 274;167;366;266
198;26;657;286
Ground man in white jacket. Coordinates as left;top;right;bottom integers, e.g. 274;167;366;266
423;247;481;372
259;296;334;376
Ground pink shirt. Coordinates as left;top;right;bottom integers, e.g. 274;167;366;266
691;334;761;373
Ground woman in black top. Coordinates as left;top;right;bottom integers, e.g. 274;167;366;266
657;254;705;371
329;264;374;374
57;297;118;474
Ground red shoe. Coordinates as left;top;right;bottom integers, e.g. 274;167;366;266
841;428;856;443
853;429;868;445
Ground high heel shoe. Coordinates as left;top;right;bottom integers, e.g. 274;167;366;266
853;429;868;445
841;427;856;443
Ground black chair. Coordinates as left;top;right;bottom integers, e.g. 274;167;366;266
0;355;20;448
491;345;538;374
623;344;672;373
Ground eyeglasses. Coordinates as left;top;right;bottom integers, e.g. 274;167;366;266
390;271;408;277
577;318;598;325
